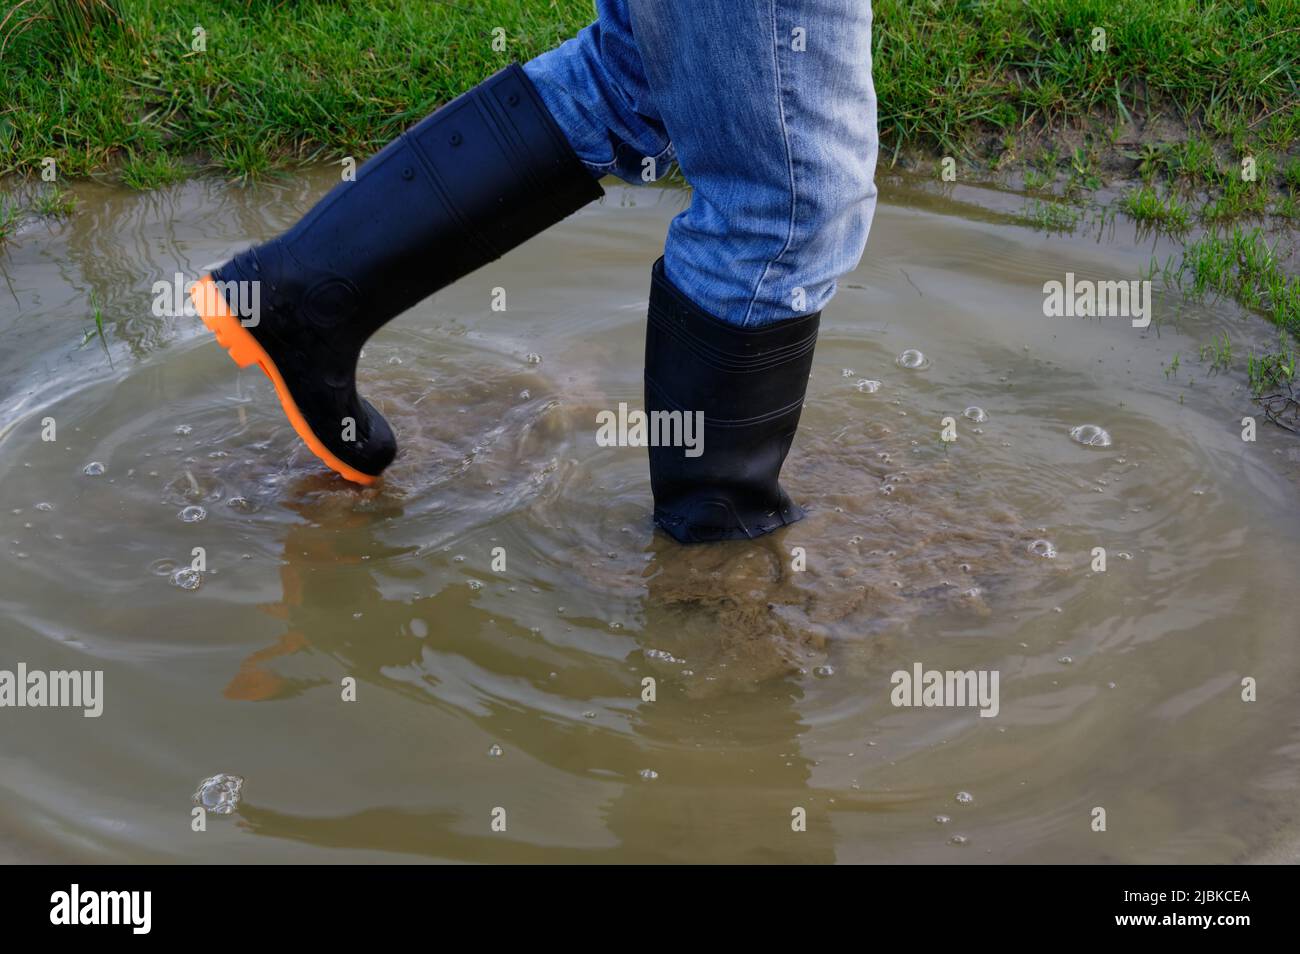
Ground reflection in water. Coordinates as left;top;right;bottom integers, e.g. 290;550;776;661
222;488;837;861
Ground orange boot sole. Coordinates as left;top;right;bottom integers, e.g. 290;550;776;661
190;274;378;486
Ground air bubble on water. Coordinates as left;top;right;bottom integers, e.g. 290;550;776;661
856;378;882;393
895;349;930;370
226;496;255;513
1027;539;1056;558
1058;655;1073;664
192;774;243;815
955;791;974;805
467;580;483;591
488;744;503;758
170;567;202;590
638;769;659;781
1069;424;1112;447
963;406;988;422
178;505;206;523
646;648;684;664
83;462;105;476
935;814;951;824
1117;552;1133;560
35;502;54;512
518;389;531;400
842;368;855;377
582;710;597;719
948;835;969;846
813;665;835;678
174;424;192;436
525;352;542;365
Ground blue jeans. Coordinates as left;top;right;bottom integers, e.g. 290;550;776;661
524;0;878;327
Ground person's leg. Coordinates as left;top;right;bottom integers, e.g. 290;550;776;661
192;65;606;484
527;0;877;323
522;0;675;186
630;0;878;541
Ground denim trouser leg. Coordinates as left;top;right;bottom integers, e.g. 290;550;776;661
524;0;878;327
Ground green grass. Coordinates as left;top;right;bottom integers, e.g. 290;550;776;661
1162;225;1300;338
119;151;188;190
0;194;18;242
1199;331;1233;375
873;0;1299;159
30;186;77;216
1018;198;1082;233
1;0;1296;185
1;0;593;182
1121;185;1191;231
1285;158;1300;193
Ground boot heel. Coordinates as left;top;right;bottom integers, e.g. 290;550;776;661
219;323;261;369
191;274;257;368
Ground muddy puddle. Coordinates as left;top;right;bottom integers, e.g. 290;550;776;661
1;169;1297;862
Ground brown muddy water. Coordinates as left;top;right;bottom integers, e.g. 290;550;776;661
1;169;1298;863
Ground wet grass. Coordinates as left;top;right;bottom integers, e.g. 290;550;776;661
30;186;77;216
1121;185;1191;231
1171;227;1300;337
119;151;188;191
0;194;18;242
1157;225;1300;400
1017;198;1082;233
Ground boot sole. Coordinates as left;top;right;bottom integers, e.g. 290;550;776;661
190;274;379;486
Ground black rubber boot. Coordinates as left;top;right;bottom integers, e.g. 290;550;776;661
192;63;603;484
644;258;820;543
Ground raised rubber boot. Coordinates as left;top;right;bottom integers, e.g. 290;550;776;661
191;63;603;484
644;258;820;543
